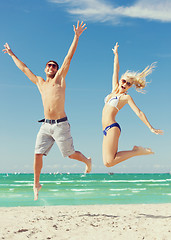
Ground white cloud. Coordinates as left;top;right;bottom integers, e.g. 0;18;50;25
122;0;171;22
49;0;171;24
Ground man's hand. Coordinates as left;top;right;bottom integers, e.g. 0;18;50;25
73;21;87;37
3;43;14;56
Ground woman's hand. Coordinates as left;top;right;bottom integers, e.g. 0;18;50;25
112;42;119;55
150;128;164;135
3;43;14;56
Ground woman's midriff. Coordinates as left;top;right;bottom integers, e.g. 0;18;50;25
102;106;118;129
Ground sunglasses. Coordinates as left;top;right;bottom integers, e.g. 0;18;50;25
47;63;57;68
121;79;132;87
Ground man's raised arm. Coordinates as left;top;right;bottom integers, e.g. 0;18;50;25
58;21;87;78
3;43;38;85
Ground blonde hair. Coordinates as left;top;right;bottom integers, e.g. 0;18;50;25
121;62;156;93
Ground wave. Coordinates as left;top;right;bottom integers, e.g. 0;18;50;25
70;189;96;192
109;188;146;191
102;179;171;183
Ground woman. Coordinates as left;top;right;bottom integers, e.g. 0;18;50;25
102;42;163;168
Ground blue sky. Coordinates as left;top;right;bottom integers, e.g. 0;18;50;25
0;0;171;173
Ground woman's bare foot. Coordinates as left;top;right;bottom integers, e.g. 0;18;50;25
85;158;92;173
33;183;42;201
133;146;154;155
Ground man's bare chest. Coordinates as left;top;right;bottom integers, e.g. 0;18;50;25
41;82;65;96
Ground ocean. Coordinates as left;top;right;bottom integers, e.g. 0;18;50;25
0;173;171;207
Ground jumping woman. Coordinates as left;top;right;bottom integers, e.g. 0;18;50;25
102;42;163;168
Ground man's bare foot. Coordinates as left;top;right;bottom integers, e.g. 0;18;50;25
85;158;92;173
133;146;154;155
33;184;42;201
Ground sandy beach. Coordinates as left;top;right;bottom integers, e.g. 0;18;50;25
0;204;171;240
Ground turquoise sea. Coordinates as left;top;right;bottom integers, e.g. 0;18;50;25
0;173;171;207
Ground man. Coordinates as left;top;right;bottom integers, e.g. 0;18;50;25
3;21;91;201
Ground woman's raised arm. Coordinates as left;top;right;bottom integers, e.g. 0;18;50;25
112;42;119;92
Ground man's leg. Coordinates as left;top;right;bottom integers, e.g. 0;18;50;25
69;151;92;173
53;121;92;173
33;154;43;201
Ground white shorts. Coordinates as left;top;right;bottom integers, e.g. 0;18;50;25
35;121;75;157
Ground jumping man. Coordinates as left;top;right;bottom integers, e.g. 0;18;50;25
3;21;92;201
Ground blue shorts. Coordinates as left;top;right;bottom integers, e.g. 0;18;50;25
35;120;75;157
103;122;121;136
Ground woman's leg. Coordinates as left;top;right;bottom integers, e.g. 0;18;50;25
103;127;154;167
